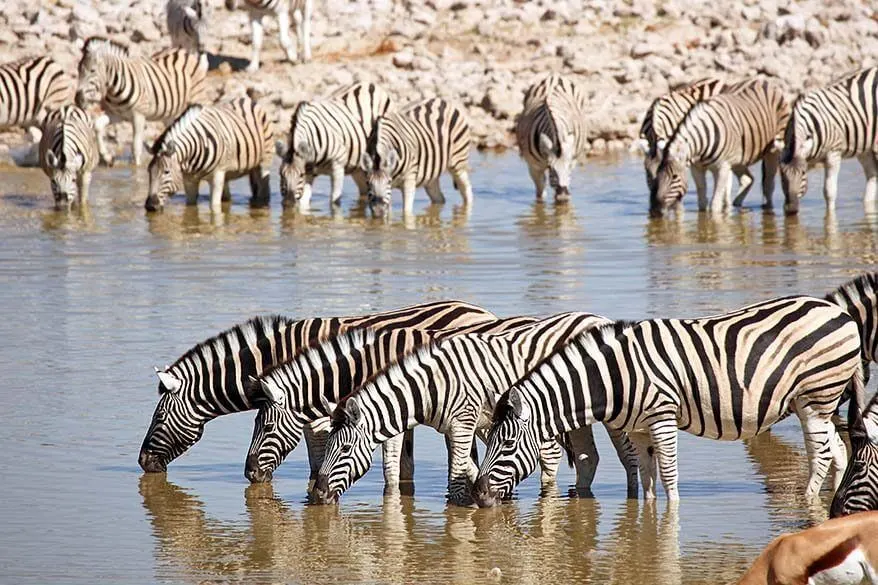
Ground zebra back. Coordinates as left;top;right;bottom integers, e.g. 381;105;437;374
285;99;366;169
329;82;393;136
826;272;878;363
0;56;75;129
640;78;725;148
38;105;99;175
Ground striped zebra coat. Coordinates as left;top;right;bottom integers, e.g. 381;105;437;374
830;391;878;517
0;56;75;136
225;0;312;71
39;106;100;209
362;97;473;216
167;0;207;53
138;301;497;485
780;68;878;215
145;98;275;211
277;82;393;207
473;296;863;506
76;37;207;166
653;79;790;215
516;74;588;201
313;312;640;505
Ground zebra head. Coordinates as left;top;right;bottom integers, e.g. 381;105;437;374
139;367;205;472
641;138;662;194
538;132;575;201
44;150;84;209
779;138;811;216
76;38;127;108
145;141;184;211
361;149;397;215
244;376;307;483
651;141;689;216
473;389;541;508
278;140;314;205
313;398;376;504
830;393;878;517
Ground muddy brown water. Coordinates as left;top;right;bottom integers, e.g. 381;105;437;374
1;153;876;584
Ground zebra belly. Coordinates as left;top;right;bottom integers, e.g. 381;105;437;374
808;549;874;585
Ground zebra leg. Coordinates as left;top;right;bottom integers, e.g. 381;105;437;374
381;433;405;495
184;178;199;205
424;178;445;204
537;440;562;490
446;424;478;505
709;163;733;214
245;13;265;73
648;419;680;501
527;163;547;199
857;151;878;205
759;150;780;208
303;419;329;492
223;182;232;202
606;427;639;499
276;5;297;64
209;170;227;212
450;168;473;206
732;165;754;208
76;171;92;206
402;177;417;216
823;151;842;209
797;407;838;499
300;0;312;61
95;116;114;167
352;170;369;200
399;429;415;497
629;430;657;500
329;163;345;204
132;113;146;166
692;165;708;211
249;167;270;207
831;431;848;491
566;426;599;494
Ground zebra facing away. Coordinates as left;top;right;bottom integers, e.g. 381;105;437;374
138;301;498;484
361;97;473;216
780;68;878;215
472;296;863;506
166;0;207;53
277;82;393;207
312;312;641;506
38;106;101;209
652;79;790;216
76;37;208;167
516;74;588;201
0;56;75;137
225;0;312;72
830;391;878;517
144;98;275;212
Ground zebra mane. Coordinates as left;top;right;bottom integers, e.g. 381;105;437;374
573;320;638;357
152;105;204;153
826;272;878;305
82;36;130;58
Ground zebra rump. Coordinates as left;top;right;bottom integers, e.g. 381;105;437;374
39;105;100;208
0;56;75;131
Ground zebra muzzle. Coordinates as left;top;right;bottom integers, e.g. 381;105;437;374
311;474;338;504
138;450;167;473
244;455;273;483
144;195;162;212
472;475;500;508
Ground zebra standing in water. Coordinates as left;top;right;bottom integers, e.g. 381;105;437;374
38;106;100;209
313;312;640;506
472;296;864;506
144;98;275;211
652;79;790;215
166;0;207;53
516;74;588;201
780;68;878;215
225;0;312;72
76;37;207;166
0;56;75;139
138;301;497;488
362;97;473;216
277;82;393;207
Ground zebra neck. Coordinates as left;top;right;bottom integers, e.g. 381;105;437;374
104;57;138;105
827;279;877;362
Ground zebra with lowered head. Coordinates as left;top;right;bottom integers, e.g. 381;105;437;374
516;74;588;201
145;98;275;211
225;0;312;72
362;97;473;216
0;56;75;139
781;67;878;215
473;296;864;506
76;36;207;166
277;82;393;207
138;301;498;487
166;0;207;53
830;390;878;518
313;312;640;506
38;105;101;209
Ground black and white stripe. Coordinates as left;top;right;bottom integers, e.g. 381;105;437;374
138;301;497;476
652;79;790;215
144;98;275;211
75;37;208;166
313;312;640;505
516;74;588;201
780;67;878;215
826;272;878;369
473;296;863;506
830;391;878;517
278;82;393;207
361;97;473;216
38;105;101;209
167;0;207;53
0;56;75;134
224;0;312;71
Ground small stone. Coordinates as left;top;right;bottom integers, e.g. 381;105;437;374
392;50;414;69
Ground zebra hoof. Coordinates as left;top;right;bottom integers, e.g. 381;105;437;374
100;155;115;167
245;61;260;73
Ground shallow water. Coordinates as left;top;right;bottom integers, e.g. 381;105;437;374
1;153;876;584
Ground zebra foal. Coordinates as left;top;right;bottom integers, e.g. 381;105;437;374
473;296;863;506
516;74;588;201
278;82;393;207
225;0;312;72
362;97;473;216
145;98;275;211
76;37;207;167
38;106;101;209
781;67;878;215
652;79;790;215
0;56;75;138
166;0;207;53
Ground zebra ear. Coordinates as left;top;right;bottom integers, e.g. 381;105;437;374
296;141;314;161
45;150;60;169
144;141;155;156
772;138;784;153
74;38;85;51
260;379;286;406
538;133;553;155
275;139;287;157
636;138;650;155
360;152;373;171
183;6;199;20
155;368;182;394
507;389;530;421
382;149;399;171
344;399;363;426
656;138;668;152
803;137;814;153
71;153;85;170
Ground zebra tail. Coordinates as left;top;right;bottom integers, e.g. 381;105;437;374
559;432;575;469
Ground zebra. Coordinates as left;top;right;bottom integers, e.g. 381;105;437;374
826;273;878;376
144;98;275;212
830;391;878;517
224;0;312;72
0;56;75;140
277;82;393;207
312;312;641;505
652;79;790;216
361;97;473;216
38;105;101;209
780;68;878;215
138;300;498;486
516;74;588;201
166;0;207;53
75;36;208;167
472;296;864;506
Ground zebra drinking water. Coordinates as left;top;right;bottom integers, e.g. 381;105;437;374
473;296;863;506
0;56;75;138
166;0;207;53
225;0;312;72
38;105;101;209
144;98;275;211
830;391;878;517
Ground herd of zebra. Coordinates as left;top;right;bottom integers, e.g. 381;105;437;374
139;272;878;518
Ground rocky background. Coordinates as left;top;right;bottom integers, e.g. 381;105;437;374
1;0;877;164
